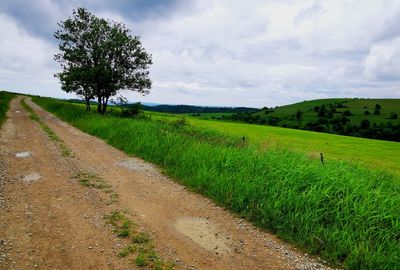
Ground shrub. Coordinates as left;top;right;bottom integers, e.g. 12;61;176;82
172;117;188;127
360;119;370;129
121;102;143;117
389;112;398;119
343;110;352;116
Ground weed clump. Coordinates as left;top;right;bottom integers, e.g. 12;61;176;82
104;211;173;269
73;171;118;204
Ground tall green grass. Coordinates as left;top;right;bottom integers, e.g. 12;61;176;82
33;97;400;269
154;114;400;175
0;91;16;126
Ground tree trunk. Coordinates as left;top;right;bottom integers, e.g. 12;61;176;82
85;97;91;111
97;96;102;113
101;96;109;114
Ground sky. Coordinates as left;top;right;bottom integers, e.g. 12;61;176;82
1;0;400;107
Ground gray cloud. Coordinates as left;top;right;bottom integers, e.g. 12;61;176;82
364;37;400;81
0;0;399;107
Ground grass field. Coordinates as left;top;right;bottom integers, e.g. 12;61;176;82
147;111;400;175
0;91;16;127
32;96;400;270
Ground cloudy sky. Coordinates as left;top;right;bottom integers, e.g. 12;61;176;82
1;0;400;107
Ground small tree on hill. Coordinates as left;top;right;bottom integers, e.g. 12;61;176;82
360;119;370;129
389;112;398;119
374;104;381;115
54;8;152;114
343;110;352;116
296;110;302;121
318;105;327;117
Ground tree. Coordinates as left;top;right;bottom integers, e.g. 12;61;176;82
360;119;370;129
295;110;302;121
343;110;352;116
54;8;152;114
317;105;327;117
374;104;381;115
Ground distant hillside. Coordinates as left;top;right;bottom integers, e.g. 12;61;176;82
142;104;258;114
230;98;400;141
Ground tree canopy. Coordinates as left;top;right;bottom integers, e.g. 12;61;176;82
54;7;152;113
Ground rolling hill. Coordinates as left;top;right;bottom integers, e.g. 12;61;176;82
229;98;400;141
256;98;400;124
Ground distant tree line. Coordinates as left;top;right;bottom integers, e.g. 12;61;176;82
144;104;258;114
303;117;400;141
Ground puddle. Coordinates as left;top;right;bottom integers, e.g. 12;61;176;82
15;110;21;114
175;217;231;254
15;151;32;158
22;173;41;182
117;159;155;173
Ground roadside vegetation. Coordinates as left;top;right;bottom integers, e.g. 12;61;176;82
0;91;16;127
148;110;400;175
33;96;400;270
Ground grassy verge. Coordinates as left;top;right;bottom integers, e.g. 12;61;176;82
104;211;174;269
20;98;73;157
32;97;400;270
150;111;400;175
0;91;16;127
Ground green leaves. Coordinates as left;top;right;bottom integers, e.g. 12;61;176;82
54;7;152;113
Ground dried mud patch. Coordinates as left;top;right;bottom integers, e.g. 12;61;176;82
22;172;41;182
175;217;232;255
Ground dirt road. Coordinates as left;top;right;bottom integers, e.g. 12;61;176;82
0;96;331;269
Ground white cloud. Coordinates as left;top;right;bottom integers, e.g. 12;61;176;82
1;0;400;106
0;13;62;97
127;0;400;106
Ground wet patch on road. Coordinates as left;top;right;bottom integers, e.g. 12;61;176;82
22;173;41;182
15;152;32;158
